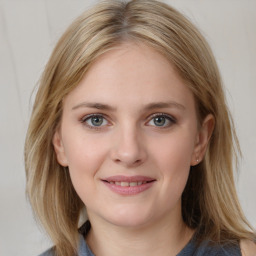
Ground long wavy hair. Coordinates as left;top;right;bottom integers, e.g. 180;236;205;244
24;0;255;255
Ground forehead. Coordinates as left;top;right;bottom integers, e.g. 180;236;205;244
63;42;195;112
84;42;177;87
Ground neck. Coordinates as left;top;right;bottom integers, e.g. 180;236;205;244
86;210;194;256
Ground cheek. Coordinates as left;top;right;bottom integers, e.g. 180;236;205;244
62;133;109;185
149;131;195;194
151;131;195;170
62;135;111;207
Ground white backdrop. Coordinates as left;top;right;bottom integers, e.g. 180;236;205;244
0;0;255;255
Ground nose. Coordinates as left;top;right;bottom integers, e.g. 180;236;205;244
110;125;147;168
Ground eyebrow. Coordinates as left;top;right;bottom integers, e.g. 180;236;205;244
72;102;116;111
144;102;185;111
72;101;185;111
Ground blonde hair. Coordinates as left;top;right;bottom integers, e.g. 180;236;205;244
25;0;255;255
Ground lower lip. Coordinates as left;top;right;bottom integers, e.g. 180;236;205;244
103;181;155;195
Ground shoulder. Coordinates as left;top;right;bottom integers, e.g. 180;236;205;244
187;240;242;256
240;239;256;256
178;235;242;256
202;242;241;256
38;233;94;256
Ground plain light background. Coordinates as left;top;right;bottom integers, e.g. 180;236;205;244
0;0;255;255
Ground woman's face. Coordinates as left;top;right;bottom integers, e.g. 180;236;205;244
53;42;212;228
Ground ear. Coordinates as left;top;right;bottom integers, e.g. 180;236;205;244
52;129;68;167
191;114;215;166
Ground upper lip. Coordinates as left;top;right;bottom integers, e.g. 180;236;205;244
102;175;156;183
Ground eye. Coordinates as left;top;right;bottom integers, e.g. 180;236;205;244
147;114;176;128
81;114;108;129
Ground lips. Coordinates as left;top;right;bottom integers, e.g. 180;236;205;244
109;181;147;186
102;175;156;195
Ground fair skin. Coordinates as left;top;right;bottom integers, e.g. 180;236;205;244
241;240;256;256
53;42;216;256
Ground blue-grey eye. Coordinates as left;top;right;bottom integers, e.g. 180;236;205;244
91;116;103;126
85;115;107;127
153;116;167;126
148;114;175;127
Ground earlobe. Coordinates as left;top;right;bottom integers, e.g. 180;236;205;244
191;114;215;166
52;130;68;167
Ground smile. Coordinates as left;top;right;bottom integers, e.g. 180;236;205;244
108;181;148;186
102;175;156;195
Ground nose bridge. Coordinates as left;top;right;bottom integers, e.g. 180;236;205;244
111;121;146;167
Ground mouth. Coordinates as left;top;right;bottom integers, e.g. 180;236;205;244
101;175;156;195
103;180;154;187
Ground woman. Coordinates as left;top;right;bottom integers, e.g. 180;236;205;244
24;0;256;255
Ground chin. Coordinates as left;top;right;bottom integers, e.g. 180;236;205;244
103;206;155;229
108;216;151;229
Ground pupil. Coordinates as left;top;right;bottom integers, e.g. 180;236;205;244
154;116;165;126
92;116;103;126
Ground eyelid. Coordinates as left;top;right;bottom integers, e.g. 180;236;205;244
80;113;111;130
148;112;176;121
146;112;177;127
79;112;176;130
80;113;105;122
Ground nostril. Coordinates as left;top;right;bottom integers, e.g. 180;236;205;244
110;143;147;167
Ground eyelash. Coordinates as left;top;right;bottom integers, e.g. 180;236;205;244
80;114;110;130
147;113;176;128
80;113;176;130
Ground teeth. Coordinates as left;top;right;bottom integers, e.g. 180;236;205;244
121;182;129;187
109;181;149;186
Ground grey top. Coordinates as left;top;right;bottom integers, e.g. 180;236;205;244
39;222;241;256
